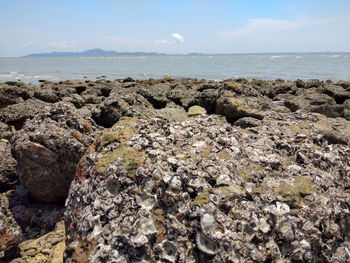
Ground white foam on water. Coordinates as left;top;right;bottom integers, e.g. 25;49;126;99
270;56;287;59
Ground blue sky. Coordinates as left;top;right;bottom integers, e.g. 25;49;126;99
1;0;350;56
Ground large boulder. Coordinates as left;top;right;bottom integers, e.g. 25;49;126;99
0;140;17;192
10;221;65;263
276;89;344;118
11;103;98;203
65;113;350;262
166;83;200;109
92;91;153;128
0;99;51;130
323;84;350;104
215;91;266;122
33;85;60;103
138;83;171;109
0;83;33;109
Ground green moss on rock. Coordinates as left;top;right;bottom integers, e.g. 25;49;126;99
96;146;146;175
273;176;315;204
193;188;210;206
152;209;167;244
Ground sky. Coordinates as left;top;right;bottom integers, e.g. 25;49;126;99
1;0;350;56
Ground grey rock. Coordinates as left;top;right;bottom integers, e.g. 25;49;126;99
234;117;262;128
64;112;350;262
0;140;17;192
0;122;14;140
0;193;22;261
11;103;98;203
0;99;51;130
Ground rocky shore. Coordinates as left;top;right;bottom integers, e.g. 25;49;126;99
0;77;349;262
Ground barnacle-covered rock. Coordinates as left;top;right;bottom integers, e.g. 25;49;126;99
65;111;350;262
11;102;99;203
0;139;17;192
0;192;22;261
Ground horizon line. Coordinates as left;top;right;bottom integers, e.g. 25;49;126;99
1;50;350;58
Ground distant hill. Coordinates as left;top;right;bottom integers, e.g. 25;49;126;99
23;48;168;57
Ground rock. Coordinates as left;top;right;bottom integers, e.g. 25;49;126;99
34;86;59;103
344;99;350;120
197;88;219;114
259;82;297;99
11;103;97;203
276;89;338;116
138;84;170;109
0;192;22;261
92;91;153;128
62;94;86;108
0;121;14;140
305;79;323;89
0;99;51;130
0;84;33;109
10;221;65;263
166;83;200;109
0;140;17;192
154;107;188;121
295;79;306;88
335;80;350;90
188;105;206;116
215;91;265;122
223;80;243;93
312;113;350;145
311;104;344;118
323;84;350;104
234;117;262;128
7;184;64;240
65;113;350;262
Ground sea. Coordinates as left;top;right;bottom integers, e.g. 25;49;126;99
0;53;349;83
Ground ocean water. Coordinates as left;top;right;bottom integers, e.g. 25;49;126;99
0;53;349;83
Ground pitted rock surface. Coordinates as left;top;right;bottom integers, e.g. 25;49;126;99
65;113;350;262
0;192;22;261
11;102;99;203
0;139;17;192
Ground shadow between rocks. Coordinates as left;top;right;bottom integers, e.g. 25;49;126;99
8;185;65;241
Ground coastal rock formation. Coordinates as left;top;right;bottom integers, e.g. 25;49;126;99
0;82;34;108
0;99;50;130
216;91;267;122
0;122;14;140
11;103;98;203
0;192;22;261
0;140;17;192
1;77;350;262
10;220;65;263
65;112;350;262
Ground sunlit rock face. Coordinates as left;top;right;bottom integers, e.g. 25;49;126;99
65;112;350;262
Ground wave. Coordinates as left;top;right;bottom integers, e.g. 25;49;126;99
270;56;287;59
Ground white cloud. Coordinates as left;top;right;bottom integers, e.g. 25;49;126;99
219;16;334;38
171;33;184;43
153;33;184;45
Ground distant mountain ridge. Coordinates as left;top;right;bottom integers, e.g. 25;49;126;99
23;48;171;57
